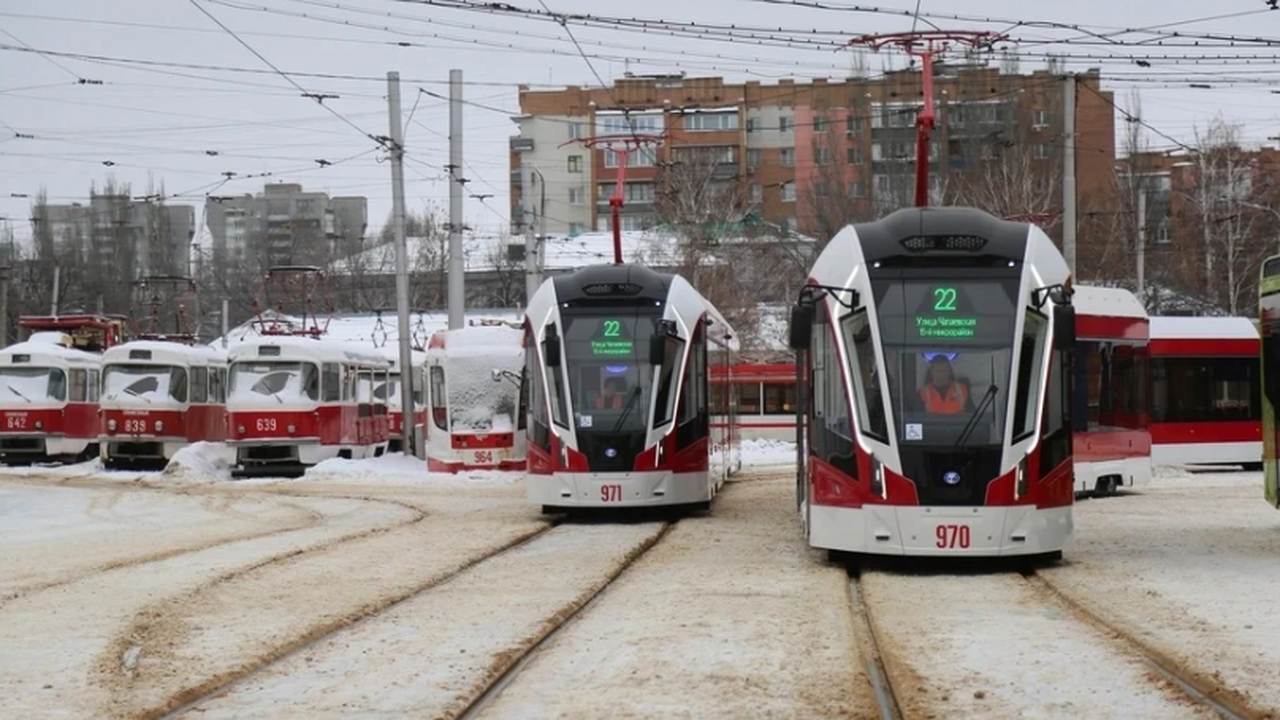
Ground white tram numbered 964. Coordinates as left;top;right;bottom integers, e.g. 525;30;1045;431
226;336;391;477
524;265;741;512
0;334;103;463
98;341;230;469
423;324;526;472
790;208;1076;559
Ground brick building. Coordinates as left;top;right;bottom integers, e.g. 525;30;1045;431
509;67;1117;266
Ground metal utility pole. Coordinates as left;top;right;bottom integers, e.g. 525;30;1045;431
50;266;60;316
388;71;417;456
0;265;9;348
1136;188;1146;301
221;298;230;348
447;68;465;330
524;165;539;304
1062;73;1078;276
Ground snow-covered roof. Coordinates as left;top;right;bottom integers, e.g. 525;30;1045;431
329;234;512;275
1073;285;1147;319
1150;315;1258;340
0;338;102;364
214;310;523;350
103;340;227;365
427;325;523;358
227;334;391;366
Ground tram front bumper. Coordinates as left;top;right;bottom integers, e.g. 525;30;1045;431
809;503;1074;557
527;470;712;508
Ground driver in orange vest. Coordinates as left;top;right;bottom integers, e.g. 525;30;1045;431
595;376;628;410
918;356;971;415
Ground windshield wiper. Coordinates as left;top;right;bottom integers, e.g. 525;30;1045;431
610;387;643;433
954;385;998;449
124;387;153;404
7;384;31;403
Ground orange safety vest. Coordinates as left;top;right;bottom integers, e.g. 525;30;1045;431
919;383;968;414
594;393;624;410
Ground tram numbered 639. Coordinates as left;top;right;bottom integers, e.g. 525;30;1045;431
789;207;1077;558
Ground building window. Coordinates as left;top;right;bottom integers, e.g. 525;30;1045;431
598;183;615;200
568;122;585;139
1033;109;1049;129
604;146;656;168
568;155;582;173
781;148;796;167
596;114;661;135
747;148;762;169
813;115;828;132
568;187;584;205
683;112;739;131
676;146;736;165
846;115;859;134
745;117;756;133
780;116;792;133
849;180;865;197
814;146;831;165
751;184;762;203
1034;143;1053;160
781;182;796;202
1155;218;1172;245
872;142;911;162
847;146;863;165
627;182;655;203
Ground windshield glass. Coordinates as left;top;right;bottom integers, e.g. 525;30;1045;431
561;312;658;434
0;367;66;403
448;353;521;433
103;364;187;404
872;276;1020;447
229;361;319;403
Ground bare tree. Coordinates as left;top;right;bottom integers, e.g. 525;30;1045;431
950;145;1059;226
655;146;751;245
800;121;868;244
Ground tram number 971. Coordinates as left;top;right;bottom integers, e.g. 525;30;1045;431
935;524;971;549
600;484;623;502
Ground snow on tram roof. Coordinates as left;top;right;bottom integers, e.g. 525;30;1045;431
1150;315;1258;340
0;336;101;364
427;324;523;358
215;310;523;349
227;335;391;366
1071;285;1147;319
103;340;226;364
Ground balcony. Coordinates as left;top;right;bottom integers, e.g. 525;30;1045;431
510;136;534;152
510;170;522;187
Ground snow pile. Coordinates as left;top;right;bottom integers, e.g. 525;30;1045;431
740;438;796;467
301;452;522;486
163;442;233;483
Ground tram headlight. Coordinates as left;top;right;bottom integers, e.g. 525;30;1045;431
1015;456;1029;499
287;424;296;435
870;457;884;499
154;420;164;433
237;424;246;435
34;420;43;430
107;419;117;432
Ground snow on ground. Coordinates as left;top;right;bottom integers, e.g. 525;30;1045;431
163;442;234;483
1148;463;1260;489
473;477;875;720
287;452;523;487
740;438;796;468
173;523;667;720
861;572;1215;719
1043;471;1280;716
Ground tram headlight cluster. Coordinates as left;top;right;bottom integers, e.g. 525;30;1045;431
34;420;43;430
154;420;164;433
870;457;884;499
287;424;296;435
107;419;117;432
1015;456;1029;499
237;425;246;435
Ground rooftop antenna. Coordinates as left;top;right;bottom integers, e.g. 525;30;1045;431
249;265;334;338
563;127;665;265
848;30;1006;207
130;275;200;343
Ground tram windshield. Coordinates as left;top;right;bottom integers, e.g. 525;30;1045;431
560;312;658;434
102;364;188;404
229;361;319;402
0;366;67;403
870;277;1020;447
373;372;424;409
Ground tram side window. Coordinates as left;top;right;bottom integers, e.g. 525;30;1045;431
169;368;189;403
738;382;762;414
676;324;708;449
190;367;209;404
525;336;551;450
88;370;99;402
1040;349;1071;473
652;335;685;427
762;383;796;414
544;323;570;429
47;369;67;402
1012;310;1048;440
811;303;856;478
69;369;87;403
1152;357;1260;423
209;368;224;403
321;363;340;402
430;366;448;431
843;309;888;441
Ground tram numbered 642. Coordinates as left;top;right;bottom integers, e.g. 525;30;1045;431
524;264;741;512
789;207;1077;558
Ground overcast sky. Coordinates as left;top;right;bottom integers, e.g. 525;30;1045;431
3;0;1280;247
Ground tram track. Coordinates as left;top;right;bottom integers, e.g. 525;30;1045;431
1023;571;1265;720
847;572;904;720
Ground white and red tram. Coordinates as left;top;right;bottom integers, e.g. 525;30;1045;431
790;207;1076;558
1071;286;1152;495
524;265;741;511
98;341;229;469
226;336;392;477
0;334;103;463
375;346;427;456
423;324;526;473
1149;316;1261;469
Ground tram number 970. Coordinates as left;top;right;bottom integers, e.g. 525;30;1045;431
935;524;971;549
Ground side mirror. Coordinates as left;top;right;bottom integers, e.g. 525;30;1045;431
543;328;561;367
649;334;665;365
491;368;502;382
1053;304;1076;350
789;304;815;350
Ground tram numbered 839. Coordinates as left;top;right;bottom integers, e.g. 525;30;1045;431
524;265;741;512
789;207;1077;558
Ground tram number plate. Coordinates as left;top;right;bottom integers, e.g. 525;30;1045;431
472;450;495;465
935;524;971;549
600;484;623;502
124;419;147;434
4;415;26;430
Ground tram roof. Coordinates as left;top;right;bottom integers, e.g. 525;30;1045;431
426;324;523;358
0;336;102;365
850;206;1034;263
227;334;391;366
103;340;227;364
1071;285;1147;320
1150;315;1258;340
214;309;522;350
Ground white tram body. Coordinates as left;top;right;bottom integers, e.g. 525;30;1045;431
0;333;103;462
423;324;526;472
226;336;392;477
98;341;230;468
793;208;1076;558
525;264;741;511
376;346;427;457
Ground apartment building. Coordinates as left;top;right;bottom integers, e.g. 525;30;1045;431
205;183;368;267
34;193;196;277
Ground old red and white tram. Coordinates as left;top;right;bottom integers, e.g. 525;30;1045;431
790;207;1076;558
423;324;526;473
524;264;741;511
1071;286;1152;495
98;341;229;469
226;336;391;477
376;346;427;456
0;335;103;463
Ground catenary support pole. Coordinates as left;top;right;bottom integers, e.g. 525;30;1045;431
1062;73;1078;276
447;68;465;330
388;71;417;456
1136;188;1146;301
524;166;538;304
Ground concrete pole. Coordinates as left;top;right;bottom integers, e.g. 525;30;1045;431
221;298;229;348
388;71;417;456
50;265;60;316
1062;73;1077;276
524;165;538;304
1136;188;1146;303
447;68;465;330
0;265;9;348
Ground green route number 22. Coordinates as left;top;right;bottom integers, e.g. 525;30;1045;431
933;287;958;312
602;320;622;337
